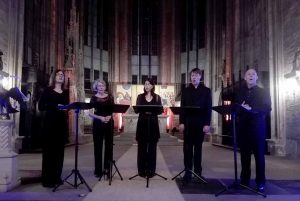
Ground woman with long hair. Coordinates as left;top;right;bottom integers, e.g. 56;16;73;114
38;69;69;187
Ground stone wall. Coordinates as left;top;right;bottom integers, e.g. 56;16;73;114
0;1;9;73
281;0;300;157
208;0;300;157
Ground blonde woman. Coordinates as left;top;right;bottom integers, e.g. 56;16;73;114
89;79;114;179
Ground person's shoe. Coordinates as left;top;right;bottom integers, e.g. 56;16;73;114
183;172;192;182
42;183;56;188
94;173;102;178
240;180;250;187
103;169;110;180
256;183;265;193
138;172;146;178
147;172;155;178
194;171;202;176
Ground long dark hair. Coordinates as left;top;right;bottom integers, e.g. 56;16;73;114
143;78;156;97
49;69;65;90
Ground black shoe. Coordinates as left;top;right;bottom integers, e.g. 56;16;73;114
147;172;155;178
42;183;56;188
240;180;250;187
138;172;146;178
256;184;265;193
193;171;202;178
94;173;102;178
183;172;192;182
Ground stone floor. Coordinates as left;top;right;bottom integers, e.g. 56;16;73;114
1;132;300;201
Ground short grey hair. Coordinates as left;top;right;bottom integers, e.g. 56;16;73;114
92;79;107;91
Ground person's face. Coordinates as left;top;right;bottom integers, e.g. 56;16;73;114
96;82;106;93
244;69;258;87
191;72;201;86
144;81;153;93
55;71;64;84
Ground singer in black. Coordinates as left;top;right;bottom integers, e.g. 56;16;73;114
136;78;163;178
179;68;212;181
235;68;271;192
38;70;69;188
89;79;114;179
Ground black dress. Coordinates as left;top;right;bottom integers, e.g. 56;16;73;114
179;83;212;175
38;87;69;187
135;93;163;177
90;94;114;177
235;85;271;185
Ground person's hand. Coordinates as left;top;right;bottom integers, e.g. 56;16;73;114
241;101;252;110
104;116;111;123
179;124;185;133
57;104;67;110
203;125;210;134
99;116;106;122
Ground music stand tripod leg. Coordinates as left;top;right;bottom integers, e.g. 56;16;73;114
154;172;167;180
77;171;92;192
189;169;208;184
171;169;186;180
215;112;266;198
53;108;92;192
112;160;123;180
146;177;149;188
129;174;139;180
52;170;74;192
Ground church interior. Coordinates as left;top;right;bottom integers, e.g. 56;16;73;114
0;0;300;200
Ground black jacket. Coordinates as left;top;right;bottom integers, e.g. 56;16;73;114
180;83;212;134
235;85;271;141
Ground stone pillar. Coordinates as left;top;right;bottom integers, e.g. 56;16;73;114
160;0;173;84
267;0;286;156
113;0;120;82
118;0;130;83
224;0;234;86
0;119;19;192
49;0;57;68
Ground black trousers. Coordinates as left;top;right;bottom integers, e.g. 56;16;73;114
137;140;157;176
42;136;65;186
240;136;265;185
183;132;204;174
93;121;113;176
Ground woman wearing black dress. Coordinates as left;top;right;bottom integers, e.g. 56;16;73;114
89;79;114;179
38;70;69;187
136;78;163;178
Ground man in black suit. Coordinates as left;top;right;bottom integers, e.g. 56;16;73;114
179;68;212;181
235;68;271;192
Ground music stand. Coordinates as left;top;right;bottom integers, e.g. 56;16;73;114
212;104;266;197
169;106;208;185
53;102;93;192
93;103;130;185
129;105;167;188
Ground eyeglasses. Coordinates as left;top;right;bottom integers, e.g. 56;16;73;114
56;73;64;76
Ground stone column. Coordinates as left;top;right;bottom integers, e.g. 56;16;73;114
0;120;19;192
118;0;130;83
113;0;120;82
160;0;173;84
224;0;235;86
267;0;286;156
